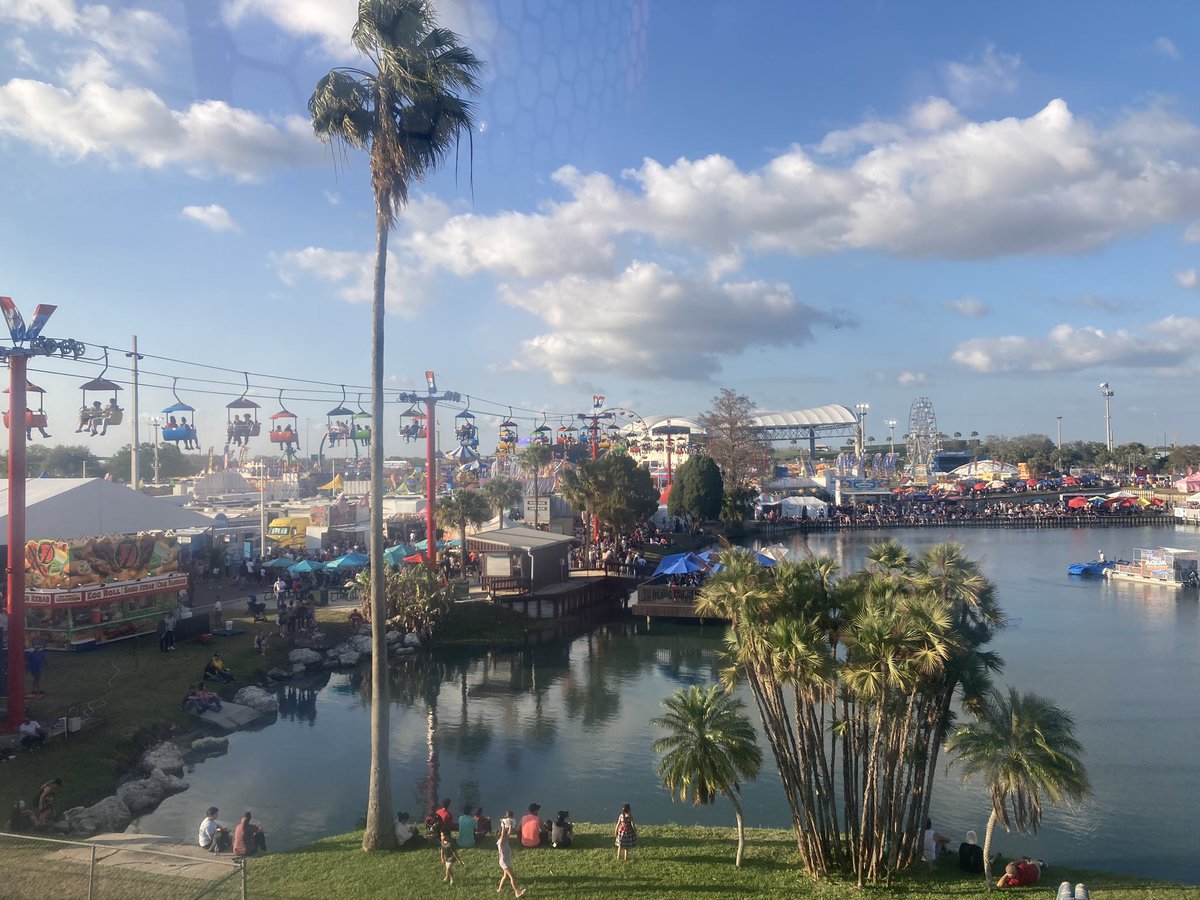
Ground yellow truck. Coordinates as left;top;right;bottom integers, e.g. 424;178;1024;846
266;516;311;551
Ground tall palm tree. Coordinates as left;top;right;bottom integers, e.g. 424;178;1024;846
520;443;552;528
652;684;763;867
480;475;522;529
946;687;1092;890
436;488;490;574
309;0;482;852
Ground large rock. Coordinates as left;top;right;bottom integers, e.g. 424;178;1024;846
338;652;361;667
391;645;416;656
233;685;279;714
140;742;185;778
288;648;323;668
62;796;132;837
402;633;421;648
347;634;373;655
190;736;229;758
385;630;403;645
266;667;291;680
116;772;189;816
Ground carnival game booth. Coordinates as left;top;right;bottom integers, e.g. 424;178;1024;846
23;533;189;651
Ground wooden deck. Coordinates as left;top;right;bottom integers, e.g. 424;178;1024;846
632;583;728;621
494;574;638;619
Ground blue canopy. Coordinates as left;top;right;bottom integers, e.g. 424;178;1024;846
329;551;369;569
652;552;709;577
699;548;776;567
288;559;325;574
261;557;294;569
383;544;417;563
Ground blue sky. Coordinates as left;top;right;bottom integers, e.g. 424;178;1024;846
2;0;1199;458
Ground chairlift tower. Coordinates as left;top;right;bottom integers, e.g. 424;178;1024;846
905;397;941;485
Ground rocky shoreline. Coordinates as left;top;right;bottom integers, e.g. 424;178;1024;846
52;627;420;839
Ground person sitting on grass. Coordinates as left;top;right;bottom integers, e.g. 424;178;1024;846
35;778;61;828
19;717;46;751
923;817;951;861
232;811;268;857
457;805;477;849
551;810;574;848
474;808;492;841
198;807;232;853
395;811;420;846
520;803;548;847
183;683;222;713
9;801;36;832
959;830;985;873
203;653;234;684
997;858;1044;888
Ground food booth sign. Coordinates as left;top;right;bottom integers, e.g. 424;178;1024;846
23;533;189;651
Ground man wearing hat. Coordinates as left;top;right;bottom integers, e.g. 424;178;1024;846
520;803;548;848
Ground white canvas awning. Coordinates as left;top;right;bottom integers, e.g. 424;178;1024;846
0;478;213;541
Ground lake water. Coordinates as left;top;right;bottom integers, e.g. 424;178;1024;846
133;524;1199;884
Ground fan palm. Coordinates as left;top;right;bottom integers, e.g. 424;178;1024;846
652;684;763;867
946;687;1091;890
436;488;490;573
480;475;523;529
309;0;482;852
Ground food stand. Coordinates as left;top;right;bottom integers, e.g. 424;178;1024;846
23;533;188;651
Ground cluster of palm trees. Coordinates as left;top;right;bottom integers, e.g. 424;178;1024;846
660;541;1089;885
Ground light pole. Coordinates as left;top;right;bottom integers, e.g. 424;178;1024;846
1100;383;1114;452
855;403;870;457
1;298;86;730
1056;416;1062;450
885;419;897;454
150;416;161;482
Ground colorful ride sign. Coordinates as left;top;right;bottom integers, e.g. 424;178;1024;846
24;533;181;589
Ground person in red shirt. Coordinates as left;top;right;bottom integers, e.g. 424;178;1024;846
997;858;1043;888
434;799;455;833
520;803;548;847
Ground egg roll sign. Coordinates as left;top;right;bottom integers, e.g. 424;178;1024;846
24;533;181;589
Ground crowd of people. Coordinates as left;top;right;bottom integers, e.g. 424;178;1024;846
821;498;1169;529
409;797;637;894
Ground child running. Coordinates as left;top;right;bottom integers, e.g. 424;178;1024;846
496;815;526;897
438;826;463;887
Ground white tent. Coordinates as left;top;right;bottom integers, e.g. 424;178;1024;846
0;478;213;541
780;496;828;517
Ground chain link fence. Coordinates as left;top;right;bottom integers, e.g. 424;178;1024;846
0;831;246;899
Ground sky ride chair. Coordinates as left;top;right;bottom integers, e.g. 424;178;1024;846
3;380;51;440
162;378;200;450
76;350;123;437
226;373;261;449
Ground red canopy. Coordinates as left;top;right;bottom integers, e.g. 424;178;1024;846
659;485;672;504
1026;478;1038;487
1067;496;1089;508
403;553;426;564
1062;476;1079;485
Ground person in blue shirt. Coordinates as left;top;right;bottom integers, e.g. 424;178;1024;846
458;806;477;848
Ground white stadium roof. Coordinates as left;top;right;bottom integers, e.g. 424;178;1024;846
640;405;857;434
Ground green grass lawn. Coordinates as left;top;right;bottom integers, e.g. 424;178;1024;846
245;824;1198;900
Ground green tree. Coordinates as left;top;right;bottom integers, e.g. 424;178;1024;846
105;443;197;482
436;488;490;574
653;684;763;867
310;0;482;853
354;564;455;640
480;475;523;529
520;442;552;528
668;455;723;524
947;688;1092;891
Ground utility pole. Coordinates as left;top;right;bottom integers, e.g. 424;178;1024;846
885;419;897;454
855;403;870;458
127;336;142;489
1100;383;1114;452
1056;416;1063;450
151;416;161;482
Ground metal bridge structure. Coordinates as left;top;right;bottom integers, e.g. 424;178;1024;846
639;405;860;455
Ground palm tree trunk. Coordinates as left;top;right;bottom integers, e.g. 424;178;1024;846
731;792;747;868
363;210;396;851
983;809;997;892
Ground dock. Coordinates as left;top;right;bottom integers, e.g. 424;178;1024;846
491;573;638;619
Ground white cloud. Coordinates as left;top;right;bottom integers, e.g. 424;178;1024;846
951;317;1200;373
897;371;928;387
181;204;237;232
941;43;1021;106
0;79;322;180
6;37;38;70
0;0;76;30
272;247;427;316
223;0;498;59
1177;268;1199;289
498;262;836;383
323;190;342;206
1154;36;1181;60
1184;222;1200;242
945;296;989;317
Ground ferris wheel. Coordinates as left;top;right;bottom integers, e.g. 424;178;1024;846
905;397;941;484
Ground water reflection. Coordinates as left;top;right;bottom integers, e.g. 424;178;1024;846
131;526;1198;884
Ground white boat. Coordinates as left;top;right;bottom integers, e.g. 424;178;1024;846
1105;547;1199;587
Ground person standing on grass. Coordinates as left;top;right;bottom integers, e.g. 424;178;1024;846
438;826;463;886
35;777;61;827
25;645;45;694
157;615;170;652
495;818;526;897
615;803;637;861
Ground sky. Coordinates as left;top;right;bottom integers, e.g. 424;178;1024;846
2;0;1200;459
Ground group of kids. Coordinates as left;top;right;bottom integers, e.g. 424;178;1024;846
406;798;638;894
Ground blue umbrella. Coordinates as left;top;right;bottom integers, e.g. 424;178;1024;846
383;544;417;564
699;548;776;567
330;551;369;569
652;552;709;577
289;559;325;574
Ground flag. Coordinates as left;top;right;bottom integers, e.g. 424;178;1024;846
0;297;27;342
592;394;605;410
